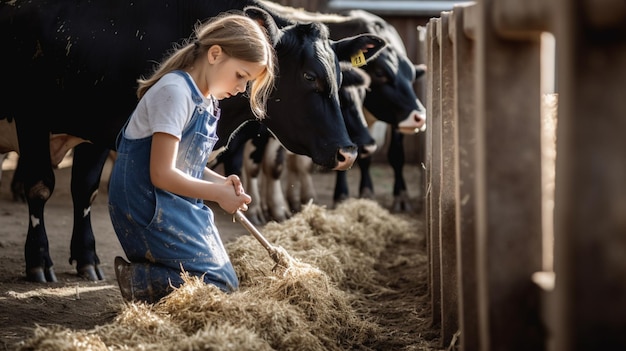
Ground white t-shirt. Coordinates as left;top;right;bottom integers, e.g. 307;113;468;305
124;72;215;140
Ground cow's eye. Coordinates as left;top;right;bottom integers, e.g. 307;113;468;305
368;68;389;84
373;68;386;78
304;72;323;93
303;72;316;81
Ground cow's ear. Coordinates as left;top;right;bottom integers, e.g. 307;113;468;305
340;62;370;88
331;34;387;64
243;6;281;47
415;63;427;80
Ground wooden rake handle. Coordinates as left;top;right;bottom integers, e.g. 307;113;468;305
234;210;280;263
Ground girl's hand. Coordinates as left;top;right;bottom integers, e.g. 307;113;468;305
225;175;245;196
221;175;251;213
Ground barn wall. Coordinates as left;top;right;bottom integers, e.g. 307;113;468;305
270;0;435;164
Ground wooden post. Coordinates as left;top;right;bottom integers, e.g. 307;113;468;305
552;0;626;349
474;0;545;349
438;11;459;348
426;17;443;332
450;3;479;351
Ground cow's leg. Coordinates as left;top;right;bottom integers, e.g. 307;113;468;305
387;128;413;213
296;155;316;210
261;138;290;222
286;153;316;212
285;154;302;212
69;143;109;281
357;155;375;199
17;126;57;282
333;170;350;206
10;154;26;202
242;132;268;225
298;157;316;209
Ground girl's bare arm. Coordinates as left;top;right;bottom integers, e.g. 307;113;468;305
149;132;251;213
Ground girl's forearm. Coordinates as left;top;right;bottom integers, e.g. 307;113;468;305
152;167;229;203
203;167;227;183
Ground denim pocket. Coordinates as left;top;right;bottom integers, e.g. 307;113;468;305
177;132;218;178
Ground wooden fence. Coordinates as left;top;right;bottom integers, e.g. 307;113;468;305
423;0;626;350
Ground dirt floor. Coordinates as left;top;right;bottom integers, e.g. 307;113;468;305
0;153;438;350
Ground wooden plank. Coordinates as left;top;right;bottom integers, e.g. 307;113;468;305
438;11;460;348
552;1;626;349
474;0;544;349
450;4;479;351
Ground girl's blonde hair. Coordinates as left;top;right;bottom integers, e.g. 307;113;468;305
137;12;276;119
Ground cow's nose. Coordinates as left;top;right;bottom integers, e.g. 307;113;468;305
398;110;426;134
334;146;357;171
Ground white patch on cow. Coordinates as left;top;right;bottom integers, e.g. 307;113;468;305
260;0;346;23
30;215;40;228
89;189;99;205
83;206;91;218
0;152;10;182
397;110;426;134
208;146;226;164
368;120;388;149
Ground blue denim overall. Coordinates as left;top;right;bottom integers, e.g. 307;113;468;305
108;70;238;302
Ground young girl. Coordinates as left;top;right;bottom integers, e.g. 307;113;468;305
108;13;276;303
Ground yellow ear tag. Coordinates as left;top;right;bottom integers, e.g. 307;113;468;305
351;50;366;67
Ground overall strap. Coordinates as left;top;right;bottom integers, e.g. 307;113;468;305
172;70;204;106
172;70;220;124
115;112;134;150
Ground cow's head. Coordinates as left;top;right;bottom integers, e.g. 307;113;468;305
220;7;386;170
362;46;427;134
338;62;377;158
336;10;427;135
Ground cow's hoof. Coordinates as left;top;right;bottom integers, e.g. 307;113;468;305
26;266;58;283
287;200;301;213
391;191;414;213
269;207;291;223
332;194;349;209
78;264;105;281
247;208;267;225
360;188;374;199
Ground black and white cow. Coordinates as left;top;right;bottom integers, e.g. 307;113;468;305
244;2;427;213
325;9;427;212
217;62;376;224
0;0;385;282
286;62;378;213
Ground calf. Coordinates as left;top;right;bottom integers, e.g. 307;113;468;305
0;0;385;282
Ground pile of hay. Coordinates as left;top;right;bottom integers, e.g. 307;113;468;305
17;199;438;351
